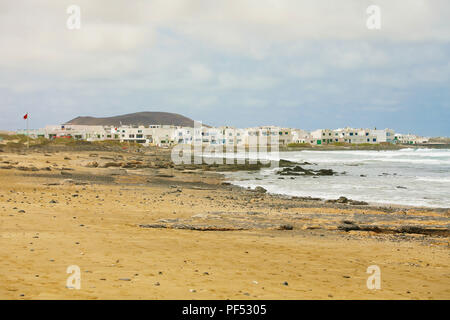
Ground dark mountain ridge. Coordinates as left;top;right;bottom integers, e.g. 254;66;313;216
66;112;200;127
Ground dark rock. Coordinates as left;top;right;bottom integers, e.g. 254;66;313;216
277;166;336;176
155;174;174;178
316;169;335;176
86;161;99;168
292;196;322;201
254;186;267;193
277;224;294;230
102;162;123;168
139;224;167;229
17;166;39;171
349;200;369;205
337;196;349;203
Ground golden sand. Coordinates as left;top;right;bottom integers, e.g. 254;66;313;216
0;150;448;299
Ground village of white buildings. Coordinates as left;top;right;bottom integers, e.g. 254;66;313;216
17;122;431;147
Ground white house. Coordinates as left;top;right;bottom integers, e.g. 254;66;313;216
371;129;395;143
394;133;429;144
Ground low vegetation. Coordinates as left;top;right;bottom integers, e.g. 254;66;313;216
286;142;312;148
0;136;142;151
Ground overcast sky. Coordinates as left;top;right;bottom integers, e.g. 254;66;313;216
1;0;449;136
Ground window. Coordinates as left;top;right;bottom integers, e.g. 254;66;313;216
373;138;377;142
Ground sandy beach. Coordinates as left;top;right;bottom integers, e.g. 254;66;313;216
0;146;449;299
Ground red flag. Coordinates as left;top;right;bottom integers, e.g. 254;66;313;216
23;113;28;120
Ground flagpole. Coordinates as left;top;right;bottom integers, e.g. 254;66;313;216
27;112;29;149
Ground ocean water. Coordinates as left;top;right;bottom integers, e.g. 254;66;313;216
221;148;450;208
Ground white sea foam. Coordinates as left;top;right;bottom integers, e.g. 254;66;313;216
416;177;450;183
223;148;450;208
